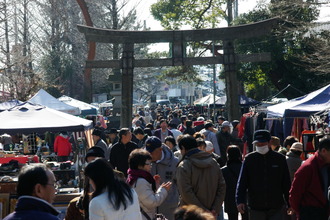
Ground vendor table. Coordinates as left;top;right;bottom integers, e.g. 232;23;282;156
0;155;39;164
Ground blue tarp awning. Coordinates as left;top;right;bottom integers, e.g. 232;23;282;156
267;84;330;118
267;84;330;138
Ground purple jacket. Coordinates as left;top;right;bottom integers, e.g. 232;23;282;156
153;129;173;142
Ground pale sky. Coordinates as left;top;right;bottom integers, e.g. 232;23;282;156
132;0;330;52
135;0;330;31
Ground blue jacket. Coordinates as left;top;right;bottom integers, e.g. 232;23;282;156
4;196;60;220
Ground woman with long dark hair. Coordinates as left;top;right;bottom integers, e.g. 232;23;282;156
84;158;141;220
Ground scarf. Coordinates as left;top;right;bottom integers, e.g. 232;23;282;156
127;168;156;192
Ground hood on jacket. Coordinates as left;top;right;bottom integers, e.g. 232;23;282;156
158;145;176;166
286;151;301;159
186;150;215;169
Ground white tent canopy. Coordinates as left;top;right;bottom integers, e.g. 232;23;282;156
58;95;98;116
0;102;92;134
194;94;221;106
29;89;80;115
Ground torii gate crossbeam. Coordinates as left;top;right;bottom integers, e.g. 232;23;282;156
78;18;278;127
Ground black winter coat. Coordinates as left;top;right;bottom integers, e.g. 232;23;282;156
236;150;291;211
110;141;138;176
222;162;242;213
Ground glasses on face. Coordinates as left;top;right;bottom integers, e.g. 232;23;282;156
47;182;59;189
144;162;152;166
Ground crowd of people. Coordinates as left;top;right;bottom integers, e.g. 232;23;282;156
4;105;330;220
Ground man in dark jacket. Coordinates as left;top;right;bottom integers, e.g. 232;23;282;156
4;164;59;220
216;121;240;166
236;130;291;220
107;128;119;146
289;136;330;219
133;127;148;148
110;128;138;176
169;112;181;128
92;128;108;157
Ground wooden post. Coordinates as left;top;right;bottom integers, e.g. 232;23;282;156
76;0;95;103
223;40;240;121
121;43;134;128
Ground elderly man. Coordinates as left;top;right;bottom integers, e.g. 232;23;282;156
216;121;239;166
110;128;138;176
145;136;179;220
236;130;291;220
4;164;59;220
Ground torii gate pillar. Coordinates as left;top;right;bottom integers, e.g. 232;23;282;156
121;43;134;128
223;40;240;120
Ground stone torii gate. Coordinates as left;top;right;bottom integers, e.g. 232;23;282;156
77;18;278;128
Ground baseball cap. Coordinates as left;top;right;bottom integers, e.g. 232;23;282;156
290;142;303;152
253;130;271;144
145;136;162;153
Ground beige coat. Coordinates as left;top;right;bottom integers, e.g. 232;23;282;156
176;150;226;214
134;178;168;220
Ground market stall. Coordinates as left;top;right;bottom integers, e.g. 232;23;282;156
0;102;93;217
29;89;81;115
267;84;330;139
58;95;98;116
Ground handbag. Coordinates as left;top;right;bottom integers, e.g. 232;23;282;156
140;208;168;220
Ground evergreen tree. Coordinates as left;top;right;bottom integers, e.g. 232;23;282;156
233;0;330;100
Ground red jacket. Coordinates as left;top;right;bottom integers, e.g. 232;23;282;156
54;135;72;156
289;151;328;214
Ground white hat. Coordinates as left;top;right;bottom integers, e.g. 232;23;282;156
197;116;205;121
222;121;231;127
205;141;214;152
291;142;303;152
